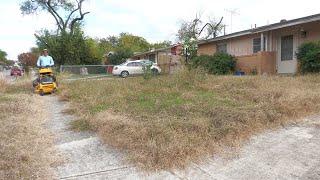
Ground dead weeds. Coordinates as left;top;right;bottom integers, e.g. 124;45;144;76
61;70;320;170
0;77;58;179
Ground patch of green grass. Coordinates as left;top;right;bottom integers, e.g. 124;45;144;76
90;103;111;113
135;92;187;111
70;119;92;131
0;95;12;102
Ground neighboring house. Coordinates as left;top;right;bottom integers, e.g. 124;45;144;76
131;44;183;74
197;13;320;74
131;44;182;62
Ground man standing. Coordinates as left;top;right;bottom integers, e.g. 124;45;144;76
33;49;56;87
37;49;54;67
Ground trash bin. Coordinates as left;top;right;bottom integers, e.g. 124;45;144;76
107;66;114;74
235;71;245;76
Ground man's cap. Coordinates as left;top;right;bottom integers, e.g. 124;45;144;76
43;49;48;52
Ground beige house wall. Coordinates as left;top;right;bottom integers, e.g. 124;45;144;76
197;43;216;55
227;34;261;56
197;21;320;74
236;52;276;75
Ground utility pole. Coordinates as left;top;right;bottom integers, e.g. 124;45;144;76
225;9;240;33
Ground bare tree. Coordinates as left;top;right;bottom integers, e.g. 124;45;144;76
20;0;90;34
177;14;224;41
199;17;224;39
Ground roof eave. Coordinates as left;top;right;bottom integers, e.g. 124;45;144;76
198;13;320;45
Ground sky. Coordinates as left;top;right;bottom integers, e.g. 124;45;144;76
0;0;319;60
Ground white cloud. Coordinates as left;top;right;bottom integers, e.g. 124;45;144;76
1;0;320;59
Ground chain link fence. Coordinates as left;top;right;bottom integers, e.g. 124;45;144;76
60;65;114;79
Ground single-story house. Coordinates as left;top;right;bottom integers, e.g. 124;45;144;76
197;13;320;74
131;44;184;74
131;44;183;62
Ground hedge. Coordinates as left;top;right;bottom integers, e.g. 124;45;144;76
191;53;236;75
296;41;320;73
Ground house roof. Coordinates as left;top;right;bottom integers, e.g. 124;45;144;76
198;13;320;45
132;44;181;57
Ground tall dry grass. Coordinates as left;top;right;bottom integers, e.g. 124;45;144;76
60;70;320;170
0;76;57;179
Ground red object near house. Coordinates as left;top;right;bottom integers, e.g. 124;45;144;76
10;67;23;76
171;46;177;55
171;44;183;55
106;66;114;74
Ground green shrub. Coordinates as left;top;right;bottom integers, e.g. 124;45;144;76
142;64;152;80
296;41;320;73
191;53;236;75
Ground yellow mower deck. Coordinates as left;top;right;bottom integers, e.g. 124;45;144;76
34;68;57;96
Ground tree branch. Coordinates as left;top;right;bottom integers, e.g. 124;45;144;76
70;0;90;33
198;17;224;39
46;0;66;31
212;17;224;38
65;7;80;29
70;11;89;32
34;33;49;48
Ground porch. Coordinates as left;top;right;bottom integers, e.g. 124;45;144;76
236;51;277;75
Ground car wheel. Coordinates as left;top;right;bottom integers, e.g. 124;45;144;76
151;68;159;75
120;71;129;78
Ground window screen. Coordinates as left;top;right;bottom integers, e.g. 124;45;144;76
253;37;266;53
253;38;261;53
281;35;293;61
217;43;227;53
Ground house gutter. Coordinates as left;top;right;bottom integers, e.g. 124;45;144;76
198;13;320;45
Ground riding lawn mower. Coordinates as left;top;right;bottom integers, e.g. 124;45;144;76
33;67;57;96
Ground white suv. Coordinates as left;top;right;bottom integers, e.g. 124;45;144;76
112;60;161;78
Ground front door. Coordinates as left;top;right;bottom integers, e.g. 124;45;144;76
277;35;298;74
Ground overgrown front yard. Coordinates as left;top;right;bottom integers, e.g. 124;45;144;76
60;70;320;170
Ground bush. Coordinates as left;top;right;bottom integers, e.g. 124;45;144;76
142;64;152;80
108;48;133;65
296;41;320;73
191;53;236;75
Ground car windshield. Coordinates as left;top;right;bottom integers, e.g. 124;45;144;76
141;60;153;66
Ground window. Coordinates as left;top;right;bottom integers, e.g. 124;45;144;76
135;62;143;67
127;62;135;66
253;38;261;53
148;54;156;62
217;43;227;53
128;62;143;67
253;37;266;53
281;35;293;61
